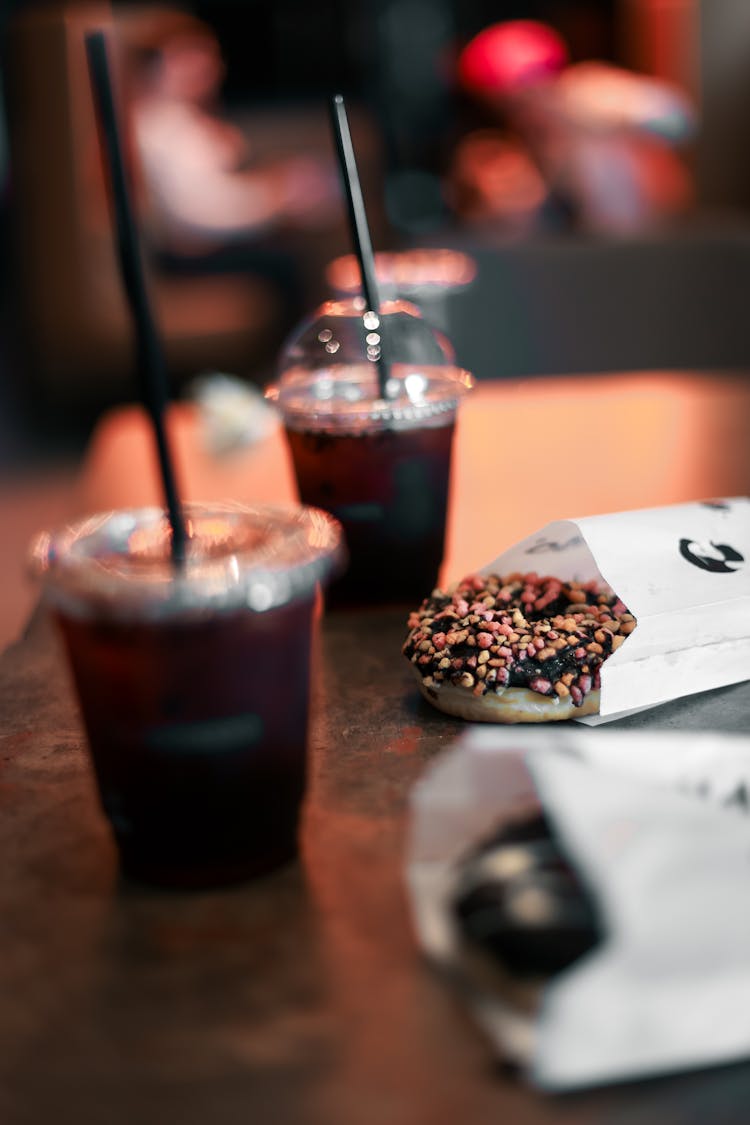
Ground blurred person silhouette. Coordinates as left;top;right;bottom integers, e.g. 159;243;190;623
114;4;339;318
450;19;696;236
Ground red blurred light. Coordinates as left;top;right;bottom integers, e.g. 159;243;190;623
458;20;569;97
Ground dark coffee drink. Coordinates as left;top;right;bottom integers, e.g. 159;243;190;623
31;503;342;888
286;418;455;605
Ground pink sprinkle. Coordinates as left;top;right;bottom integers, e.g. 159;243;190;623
432;632;446;650
497;623;513;636
576;674;592;694
574;647;587;660
529;676;552;695
476;632;494;649
497;646;513;658
526;644;536;659
534;591;556;610
533;636;545;651
570;685;583;706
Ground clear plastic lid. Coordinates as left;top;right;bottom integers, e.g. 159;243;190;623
29;502;344;621
266;298;473;432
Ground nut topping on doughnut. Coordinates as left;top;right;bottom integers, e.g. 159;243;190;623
403;573;635;709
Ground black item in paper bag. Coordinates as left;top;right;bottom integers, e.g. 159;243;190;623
452;808;605;985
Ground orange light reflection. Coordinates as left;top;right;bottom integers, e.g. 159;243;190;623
75;371;750;592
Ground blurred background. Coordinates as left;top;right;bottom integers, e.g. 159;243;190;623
2;0;750;641
5;0;750;439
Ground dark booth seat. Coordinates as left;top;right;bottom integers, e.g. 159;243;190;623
421;222;750;381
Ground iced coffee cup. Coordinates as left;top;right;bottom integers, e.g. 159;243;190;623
266;298;473;606
29;502;343;889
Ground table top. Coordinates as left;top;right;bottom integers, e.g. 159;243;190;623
3;603;750;1125
4;371;750;1123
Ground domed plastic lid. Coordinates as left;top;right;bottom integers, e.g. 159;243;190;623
30;502;344;620
267;297;473;432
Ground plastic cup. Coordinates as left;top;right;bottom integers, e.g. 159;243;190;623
325;249;478;334
29;502;343;889
267;299;473;606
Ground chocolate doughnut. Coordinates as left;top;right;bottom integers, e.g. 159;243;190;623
450;807;604;1021
402;572;636;722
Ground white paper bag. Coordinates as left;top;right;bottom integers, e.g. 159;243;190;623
405;725;750;1091
477;497;750;721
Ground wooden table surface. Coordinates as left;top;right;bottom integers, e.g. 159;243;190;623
3;371;750;1124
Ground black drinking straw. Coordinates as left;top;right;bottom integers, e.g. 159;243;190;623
85;30;187;565
328;93;389;399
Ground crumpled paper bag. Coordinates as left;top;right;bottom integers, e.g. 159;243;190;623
405;724;750;1090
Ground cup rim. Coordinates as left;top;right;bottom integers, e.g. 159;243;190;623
325;249;479;294
29;501;345;619
266;363;474;432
